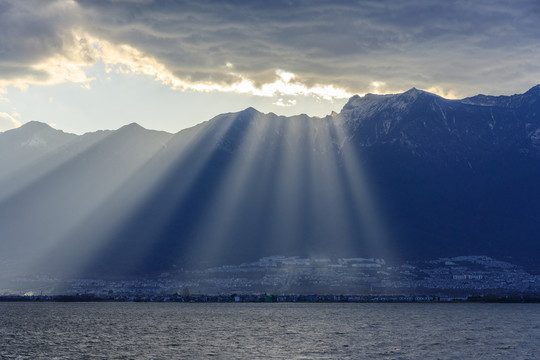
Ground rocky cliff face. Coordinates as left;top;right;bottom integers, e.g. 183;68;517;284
340;85;540;160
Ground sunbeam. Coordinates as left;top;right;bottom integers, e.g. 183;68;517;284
177;109;396;268
187;109;280;264
49;111;243;277
0;105;398;281
0;124;173;277
331;115;396;261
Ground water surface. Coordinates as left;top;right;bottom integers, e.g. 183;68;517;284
1;303;538;359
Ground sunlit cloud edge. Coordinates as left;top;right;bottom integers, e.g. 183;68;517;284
0;32;356;103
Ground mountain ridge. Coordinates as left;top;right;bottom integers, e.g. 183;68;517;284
4;85;539;137
1;85;540;278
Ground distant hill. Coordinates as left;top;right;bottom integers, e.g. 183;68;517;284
1;85;539;278
0;121;77;179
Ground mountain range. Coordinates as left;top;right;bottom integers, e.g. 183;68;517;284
1;85;539;278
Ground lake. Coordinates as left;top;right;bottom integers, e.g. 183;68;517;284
1;303;538;359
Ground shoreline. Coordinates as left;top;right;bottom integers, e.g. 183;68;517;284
2;294;539;303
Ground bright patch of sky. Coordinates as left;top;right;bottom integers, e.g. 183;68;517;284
0;111;21;132
1;61;348;134
0;27;350;134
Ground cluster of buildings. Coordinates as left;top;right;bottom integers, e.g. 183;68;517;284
1;255;539;298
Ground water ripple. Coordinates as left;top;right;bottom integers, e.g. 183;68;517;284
0;303;539;359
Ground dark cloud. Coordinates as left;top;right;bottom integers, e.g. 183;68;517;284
0;1;83;78
1;0;539;96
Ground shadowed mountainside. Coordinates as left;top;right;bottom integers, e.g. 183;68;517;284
1;85;539;278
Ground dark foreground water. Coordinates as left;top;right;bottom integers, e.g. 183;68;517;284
1;303;539;359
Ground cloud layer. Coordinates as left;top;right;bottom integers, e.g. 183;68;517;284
1;0;539;99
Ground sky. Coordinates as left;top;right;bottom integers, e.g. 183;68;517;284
1;0;539;134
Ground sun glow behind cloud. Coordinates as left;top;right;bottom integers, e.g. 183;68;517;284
96;36;353;100
1;31;353;104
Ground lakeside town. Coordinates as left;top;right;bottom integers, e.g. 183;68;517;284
1;255;539;301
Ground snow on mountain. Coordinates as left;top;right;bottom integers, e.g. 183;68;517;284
20;134;47;148
460;84;540;107
0;121;78;179
336;85;540;160
1;121;76;148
